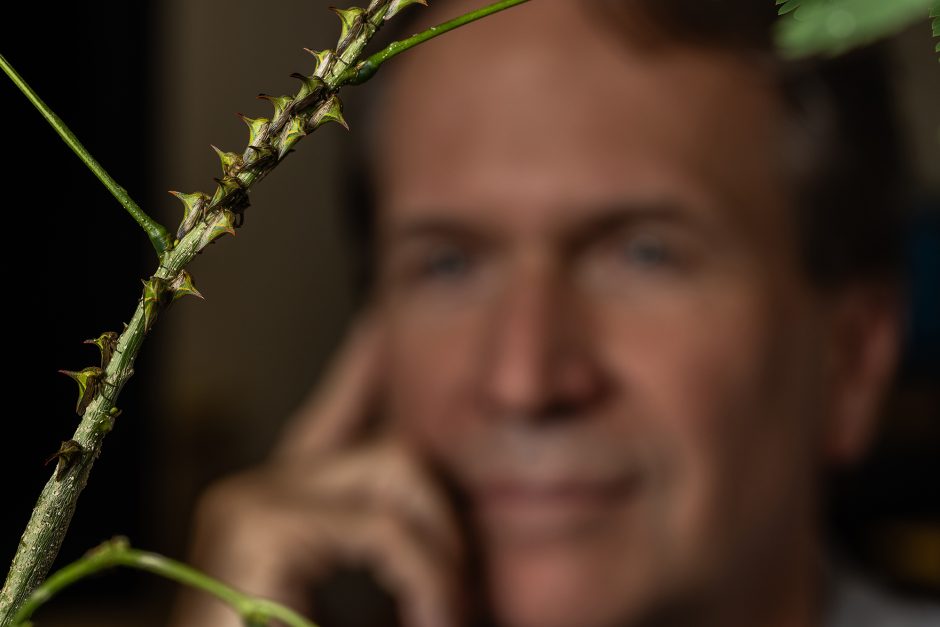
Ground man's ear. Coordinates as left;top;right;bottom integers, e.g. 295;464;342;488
822;282;905;465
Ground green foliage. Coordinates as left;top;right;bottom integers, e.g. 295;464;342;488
932;3;940;57
775;0;934;57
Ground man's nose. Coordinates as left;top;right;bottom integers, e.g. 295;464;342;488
479;262;606;421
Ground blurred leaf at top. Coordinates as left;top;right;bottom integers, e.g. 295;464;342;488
932;4;940;56
775;0;936;57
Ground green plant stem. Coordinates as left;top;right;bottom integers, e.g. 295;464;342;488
0;0;534;623
0;210;263;626
0;280;150;626
339;0;531;85
0;53;172;256
0;186;242;625
12;538;317;627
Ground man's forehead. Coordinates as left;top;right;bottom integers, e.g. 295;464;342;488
376;0;776;118
373;0;791;244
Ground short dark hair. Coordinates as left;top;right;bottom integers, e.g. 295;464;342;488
603;0;909;287
784;50;908;288
341;0;909;295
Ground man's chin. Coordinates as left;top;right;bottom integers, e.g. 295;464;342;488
482;535;660;627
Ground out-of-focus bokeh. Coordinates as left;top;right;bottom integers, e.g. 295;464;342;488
1;1;937;625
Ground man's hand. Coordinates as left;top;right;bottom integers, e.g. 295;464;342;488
169;316;465;627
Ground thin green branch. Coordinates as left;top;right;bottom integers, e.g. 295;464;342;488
0;0;535;622
12;538;317;627
0;53;172;256
339;0;531;85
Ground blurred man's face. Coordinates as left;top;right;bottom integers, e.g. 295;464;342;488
373;3;842;627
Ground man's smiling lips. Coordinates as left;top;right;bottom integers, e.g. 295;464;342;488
471;473;644;542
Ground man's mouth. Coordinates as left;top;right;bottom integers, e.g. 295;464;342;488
471;473;643;543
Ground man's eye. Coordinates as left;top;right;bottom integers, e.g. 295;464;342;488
617;233;674;268
418;247;472;281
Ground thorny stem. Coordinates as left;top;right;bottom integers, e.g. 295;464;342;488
339;0;531;85
0;1;531;624
12;538;318;627
0;53;173;256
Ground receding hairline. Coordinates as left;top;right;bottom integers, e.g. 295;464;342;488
343;0;905;292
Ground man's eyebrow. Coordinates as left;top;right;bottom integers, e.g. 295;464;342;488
379;201;718;248
565;201;710;247
381;215;490;245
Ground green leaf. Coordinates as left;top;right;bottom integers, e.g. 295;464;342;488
58;367;103;416
932;2;940;60
776;0;933;57
44;440;84;480
83;331;118;369
309;94;348;131
776;0;802;15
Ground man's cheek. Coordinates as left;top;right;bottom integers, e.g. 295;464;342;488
384;320;477;453
595;291;774;545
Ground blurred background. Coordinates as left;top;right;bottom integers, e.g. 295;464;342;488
1;1;938;625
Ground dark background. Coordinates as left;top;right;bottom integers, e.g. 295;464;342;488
1;2;938;625
2;0;161;618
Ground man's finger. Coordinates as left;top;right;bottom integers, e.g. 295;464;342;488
299;509;463;627
173;468;462;627
270;441;464;565
274;311;386;459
